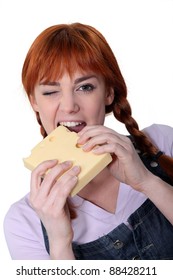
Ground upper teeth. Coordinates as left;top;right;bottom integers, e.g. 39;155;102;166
59;122;82;127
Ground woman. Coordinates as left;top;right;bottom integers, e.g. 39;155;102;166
4;23;173;260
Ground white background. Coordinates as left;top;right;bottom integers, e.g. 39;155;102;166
0;0;173;261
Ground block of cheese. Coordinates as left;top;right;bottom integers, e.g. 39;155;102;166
23;126;112;196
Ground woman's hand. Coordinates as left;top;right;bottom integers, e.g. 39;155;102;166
29;159;80;259
78;125;152;192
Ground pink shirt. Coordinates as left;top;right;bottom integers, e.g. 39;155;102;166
3;124;173;259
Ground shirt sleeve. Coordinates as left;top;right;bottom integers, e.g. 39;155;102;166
142;123;173;157
3;194;50;260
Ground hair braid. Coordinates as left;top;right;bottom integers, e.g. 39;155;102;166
111;91;158;155
111;91;173;182
36;112;47;138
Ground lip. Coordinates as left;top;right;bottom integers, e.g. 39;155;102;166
57;120;86;133
57;120;85;124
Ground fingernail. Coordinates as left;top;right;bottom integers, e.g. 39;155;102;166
77;138;82;144
72;165;80;172
82;143;90;151
92;146;99;151
92;146;102;154
64;161;73;166
49;159;58;164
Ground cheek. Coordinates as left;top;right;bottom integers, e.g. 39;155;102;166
38;101;56;118
38;105;56;130
38;108;50;121
86;101;106;122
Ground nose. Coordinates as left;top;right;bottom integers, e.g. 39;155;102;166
59;93;79;114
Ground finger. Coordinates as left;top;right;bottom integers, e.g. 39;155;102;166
53;175;78;212
81;133;116;152
77;125;98;144
30;159;58;192
43;166;81;211
51;165;81;197
77;125;94;136
77;125;123;145
81;130;131;152
34;161;73;199
40;176;78;216
92;142;135;160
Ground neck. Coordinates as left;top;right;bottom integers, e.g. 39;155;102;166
78;168;119;213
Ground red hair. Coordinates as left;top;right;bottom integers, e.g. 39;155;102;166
22;22;173;190
22;23;125;98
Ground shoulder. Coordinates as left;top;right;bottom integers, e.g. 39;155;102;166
3;194;49;259
142;124;173;157
143;123;173;137
4;193;38;228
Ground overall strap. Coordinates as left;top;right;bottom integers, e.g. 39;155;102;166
128;135;173;186
41;221;50;253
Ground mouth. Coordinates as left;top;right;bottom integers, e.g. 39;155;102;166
58;121;86;133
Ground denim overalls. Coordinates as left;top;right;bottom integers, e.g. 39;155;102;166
41;143;173;260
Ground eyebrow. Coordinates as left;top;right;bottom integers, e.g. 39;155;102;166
74;75;98;84
39;75;98;86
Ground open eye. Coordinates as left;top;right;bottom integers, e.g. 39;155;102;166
78;83;95;93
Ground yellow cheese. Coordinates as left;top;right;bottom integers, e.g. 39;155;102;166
23;126;112;196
